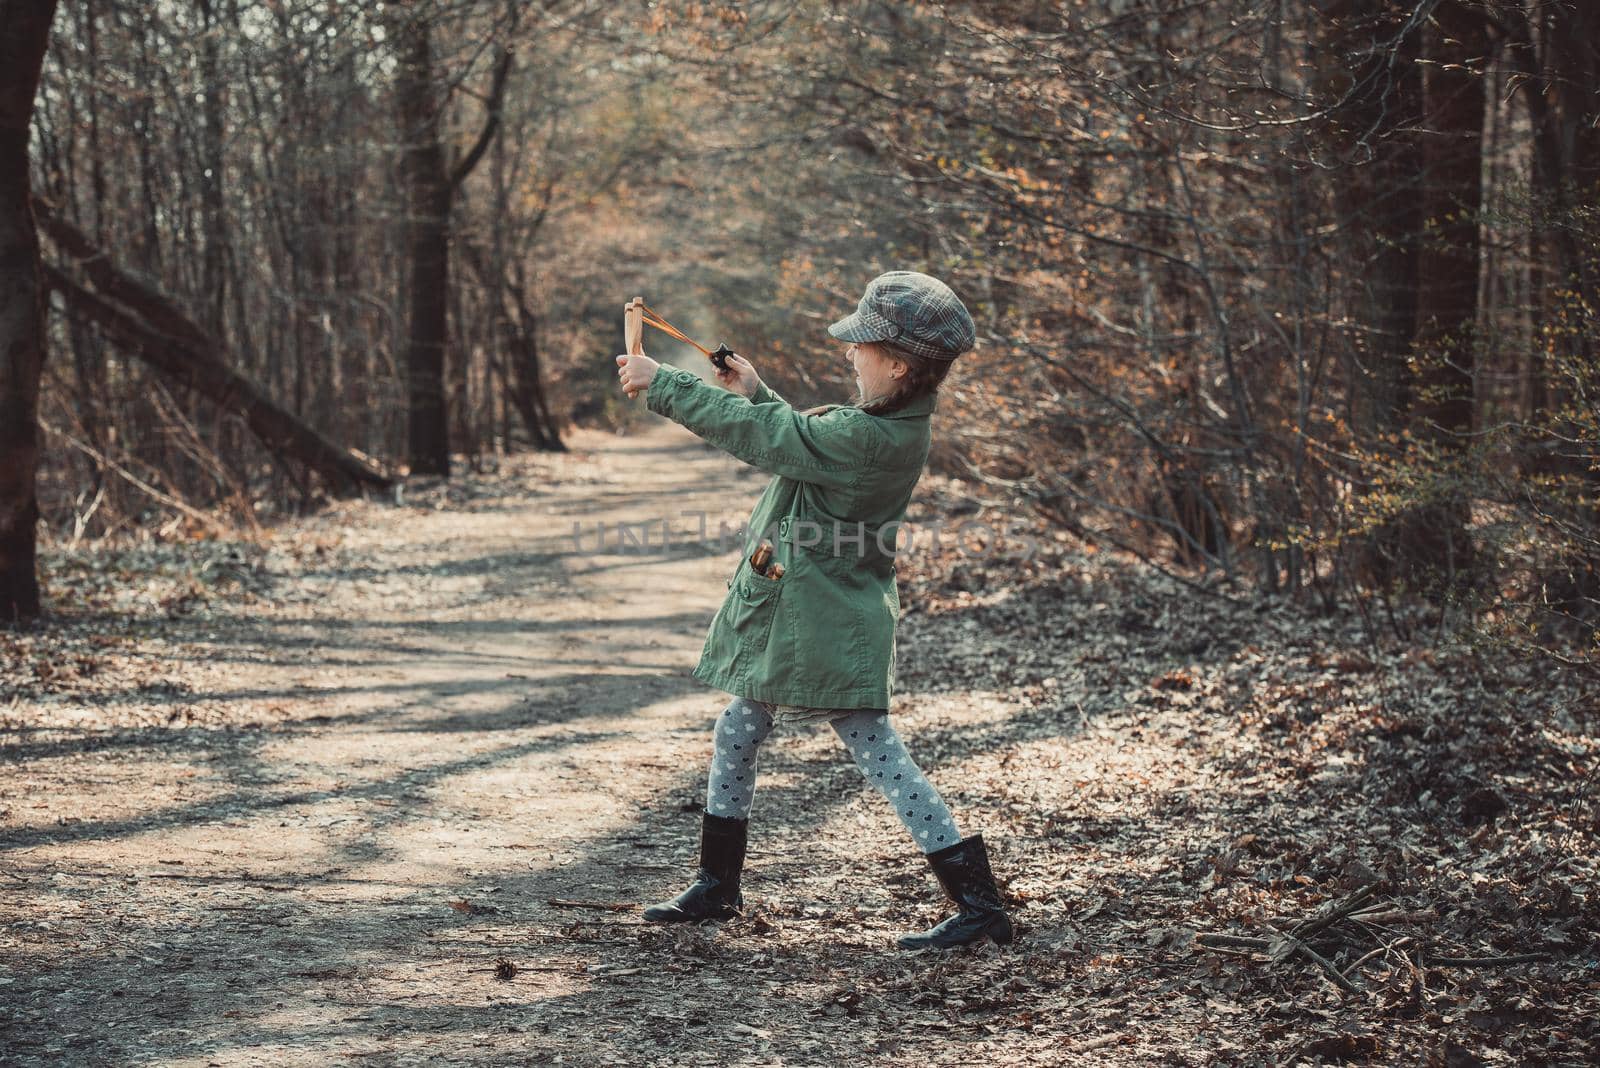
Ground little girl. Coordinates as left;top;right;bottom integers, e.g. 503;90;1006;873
614;271;1012;950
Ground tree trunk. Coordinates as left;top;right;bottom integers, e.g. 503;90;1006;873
395;16;453;477
1410;1;1485;443
460;237;565;452
196;0;227;340
0;0;59;624
1391;0;1487;591
1316;0;1424;440
392;15;513;479
1530;1;1600;369
1508;0;1600;624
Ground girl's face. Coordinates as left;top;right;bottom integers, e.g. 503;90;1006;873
845;341;907;404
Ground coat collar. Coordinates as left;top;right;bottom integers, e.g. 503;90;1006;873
870;391;937;420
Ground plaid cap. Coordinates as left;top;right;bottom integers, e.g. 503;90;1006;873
827;271;976;362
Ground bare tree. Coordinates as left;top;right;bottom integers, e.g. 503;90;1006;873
0;0;59;623
391;4;513;477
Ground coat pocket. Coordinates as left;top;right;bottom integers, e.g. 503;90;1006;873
728;565;784;650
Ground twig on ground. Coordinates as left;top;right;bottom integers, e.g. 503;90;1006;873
1348;908;1436;926
1274;933;1360;994
1197;883;1385;994
1202;944;1267;958
1341;936;1413;981
1424;952;1554;968
1196;933;1271;951
1288;882;1380;941
548;898;636;911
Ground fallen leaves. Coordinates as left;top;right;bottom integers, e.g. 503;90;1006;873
2;444;1595;1065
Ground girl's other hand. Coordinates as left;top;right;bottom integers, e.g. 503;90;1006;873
714;352;762;399
616;352;659;398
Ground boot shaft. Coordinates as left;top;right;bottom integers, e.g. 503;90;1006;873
699;811;749;888
926;833;1005;913
642;811;748;924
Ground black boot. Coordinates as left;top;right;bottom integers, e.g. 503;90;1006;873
897;833;1014;950
643;811;748;922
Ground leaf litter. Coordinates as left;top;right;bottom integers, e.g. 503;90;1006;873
0;424;1595;1065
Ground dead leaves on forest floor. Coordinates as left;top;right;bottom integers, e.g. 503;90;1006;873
876;481;1599;1063
0;449;1596;1065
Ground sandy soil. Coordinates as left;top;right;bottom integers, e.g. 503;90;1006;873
3;420;1595;1067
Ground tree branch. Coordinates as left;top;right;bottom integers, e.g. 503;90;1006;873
449;47;514;191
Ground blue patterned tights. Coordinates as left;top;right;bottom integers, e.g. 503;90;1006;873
703;696;963;852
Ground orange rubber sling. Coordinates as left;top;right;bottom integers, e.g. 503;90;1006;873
624;297;735;373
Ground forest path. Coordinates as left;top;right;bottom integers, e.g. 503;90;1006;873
0;421;1046;1067
9;420;1590;1066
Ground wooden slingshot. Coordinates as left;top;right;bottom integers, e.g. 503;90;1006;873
622;297;735;397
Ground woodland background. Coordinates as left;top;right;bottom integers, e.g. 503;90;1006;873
1;0;1596;662
1;2;1598;1063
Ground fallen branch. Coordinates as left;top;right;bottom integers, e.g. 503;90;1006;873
1273;933;1360;994
1424;952;1554;968
547;898;636;912
38;208;392;496
42;422;231;537
1347;908;1437;926
1198;889;1554;991
1195;933;1271;951
1288;882;1381;941
1341;936;1413;981
1196;883;1387;994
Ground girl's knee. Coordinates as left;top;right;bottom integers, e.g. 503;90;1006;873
830;708;889;740
833;711;903;759
720;696;774;742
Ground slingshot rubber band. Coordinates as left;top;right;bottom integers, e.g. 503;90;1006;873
637;301;715;360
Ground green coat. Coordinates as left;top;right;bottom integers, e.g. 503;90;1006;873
646;362;935;710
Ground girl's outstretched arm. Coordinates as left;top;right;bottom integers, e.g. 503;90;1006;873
644;361;881;489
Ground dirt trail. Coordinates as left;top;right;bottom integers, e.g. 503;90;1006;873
7;420;1594;1066
0;422;1043;1066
